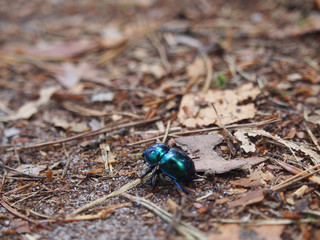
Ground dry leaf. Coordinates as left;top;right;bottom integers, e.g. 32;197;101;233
230;170;275;188
8;164;47;177
186;57;206;80
140;63;166;79
234;130;257;153
178;83;261;127
209;224;285;240
228;189;265;208
0;86;59;122
175;134;266;174
56;62;91;89
1;39;97;60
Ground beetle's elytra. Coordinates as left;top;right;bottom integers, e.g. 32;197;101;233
142;143;195;193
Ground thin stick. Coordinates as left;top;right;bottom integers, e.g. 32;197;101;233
128;118;279;146
5;117;160;150
271;163;320;191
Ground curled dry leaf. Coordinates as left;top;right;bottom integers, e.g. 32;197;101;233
178;82;261;127
175;134;266;174
234;130;257;153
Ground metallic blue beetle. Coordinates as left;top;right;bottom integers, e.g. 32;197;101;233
142;143;195;193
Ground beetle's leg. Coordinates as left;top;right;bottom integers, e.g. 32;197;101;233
141;166;154;180
150;166;160;187
173;180;189;194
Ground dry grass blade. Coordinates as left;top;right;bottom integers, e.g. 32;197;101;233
122;193;209;240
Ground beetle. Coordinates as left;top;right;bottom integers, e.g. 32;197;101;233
141;143;195;193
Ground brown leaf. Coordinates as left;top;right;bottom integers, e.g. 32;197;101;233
228;189;265;208
178;83;260;127
175;134;266;173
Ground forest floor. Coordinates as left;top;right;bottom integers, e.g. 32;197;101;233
1;0;320;239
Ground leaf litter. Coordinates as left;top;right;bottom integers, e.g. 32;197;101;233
1;1;320;239
178;82;261;127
